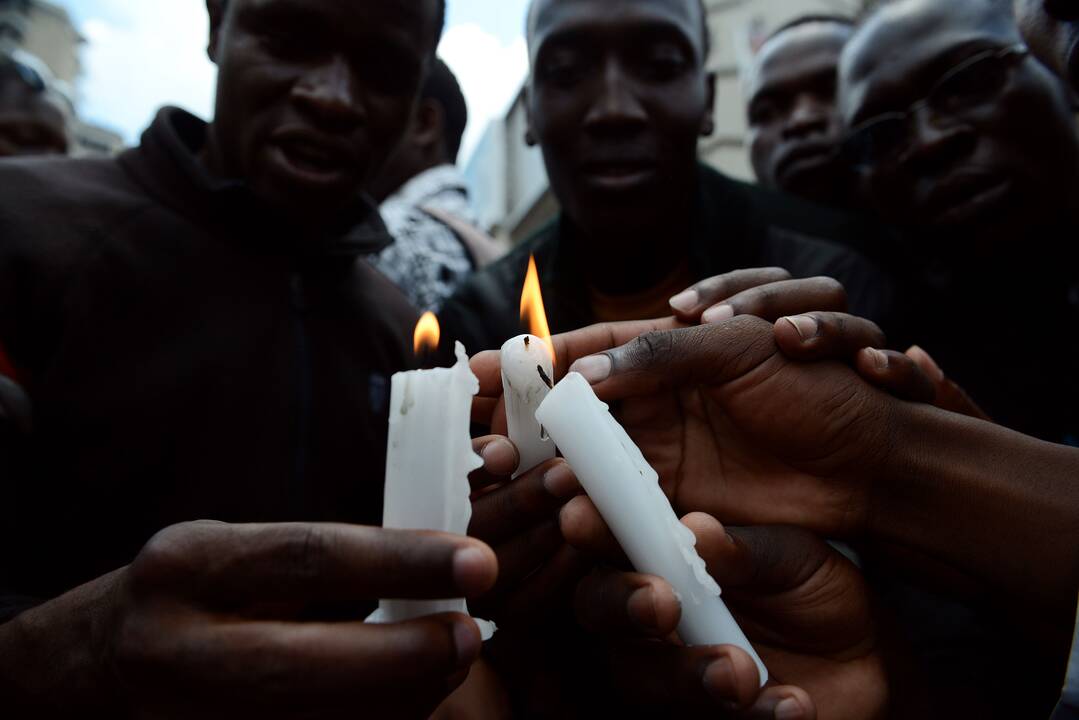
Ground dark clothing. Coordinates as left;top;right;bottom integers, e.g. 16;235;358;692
0;107;418;620
890;257;1079;446
440;164;895;351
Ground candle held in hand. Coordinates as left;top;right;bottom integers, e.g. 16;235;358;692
500;334;556;477
535;373;767;685
368;341;495;638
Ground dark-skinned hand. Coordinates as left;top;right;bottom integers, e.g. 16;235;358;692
562;500;887;719
0;521;498;719
475;316;897;537
467;435;587;626
669;270;989;420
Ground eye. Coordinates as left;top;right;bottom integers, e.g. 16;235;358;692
637;42;690;81
260;29;309;60
749;99;778;126
931;54;1010;113
539;48;591;88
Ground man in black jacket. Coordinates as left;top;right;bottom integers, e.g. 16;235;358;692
0;0;513;716
440;0;893;352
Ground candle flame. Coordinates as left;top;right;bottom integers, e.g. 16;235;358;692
413;312;441;355
520;255;554;363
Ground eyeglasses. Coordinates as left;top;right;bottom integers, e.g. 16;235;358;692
842;44;1030;170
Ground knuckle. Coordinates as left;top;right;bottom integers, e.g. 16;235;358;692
695;275;729;302
816;276;848;304
283;525;329;582
742;284;778;314
132;522;206;588
630;330;674;368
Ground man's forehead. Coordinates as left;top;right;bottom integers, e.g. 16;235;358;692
839;0;1019;121
233;0;439;39
750;23;849;97
528;0;704;53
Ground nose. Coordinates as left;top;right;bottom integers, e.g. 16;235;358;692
781;93;832;140
292;54;365;131
582;58;647;135
900;107;976;175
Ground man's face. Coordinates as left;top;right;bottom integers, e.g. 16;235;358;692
526;0;713;237
207;0;439;223
1015;0;1079;93
839;0;1079;257
747;22;851;205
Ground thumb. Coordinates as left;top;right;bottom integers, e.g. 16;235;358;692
567;316;779;402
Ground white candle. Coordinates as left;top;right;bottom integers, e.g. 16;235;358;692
535;373;767;684
368;341;495;638
500;334;556;477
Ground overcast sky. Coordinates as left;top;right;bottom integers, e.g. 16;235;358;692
53;0;531;164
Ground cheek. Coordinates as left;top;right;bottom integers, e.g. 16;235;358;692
748;128;776;167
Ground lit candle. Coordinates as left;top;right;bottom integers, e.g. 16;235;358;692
535;372;767;684
368;313;495;638
500;255;556;476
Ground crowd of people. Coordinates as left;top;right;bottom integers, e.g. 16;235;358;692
0;0;1076;717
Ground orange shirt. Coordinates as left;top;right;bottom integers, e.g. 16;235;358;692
589;260;693;324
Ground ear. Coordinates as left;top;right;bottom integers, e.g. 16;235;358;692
700;71;717;137
523;83;538;147
413;99;444;153
206;0;227;64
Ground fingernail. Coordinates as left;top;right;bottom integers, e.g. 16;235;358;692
453;618;482;669
453;545;493;595
626;586;659;631
865;347;888;370
702;304;735;324
543;462;579;499
571;354;611;384
782;315;818;341
480;438;515;468
702;656;738;703
669;289;699;313
775;697;806;720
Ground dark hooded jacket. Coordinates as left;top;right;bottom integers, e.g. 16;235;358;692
0;107;418;620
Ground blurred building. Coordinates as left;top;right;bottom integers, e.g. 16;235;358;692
466;0;868;246
0;0;124;156
0;0;80;87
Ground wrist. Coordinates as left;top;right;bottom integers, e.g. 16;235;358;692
863;401;1079;611
0;569;125;711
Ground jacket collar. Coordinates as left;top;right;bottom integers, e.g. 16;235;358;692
117;107;392;258
538;164;739;331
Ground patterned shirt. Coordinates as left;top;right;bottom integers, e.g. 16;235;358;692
372;164;476;312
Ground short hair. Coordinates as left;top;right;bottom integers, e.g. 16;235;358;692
762;14;854;49
220;0;446;40
527;0;713;64
423;58;467;163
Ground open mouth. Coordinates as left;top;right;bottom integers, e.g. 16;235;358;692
267;132;358;190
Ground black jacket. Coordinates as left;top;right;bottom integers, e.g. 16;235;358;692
0;108;418;619
440;163;896;351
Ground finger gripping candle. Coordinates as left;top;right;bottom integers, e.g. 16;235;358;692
535;372;767;685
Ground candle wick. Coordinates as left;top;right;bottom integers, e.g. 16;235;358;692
524;337;531;348
537;365;553;389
